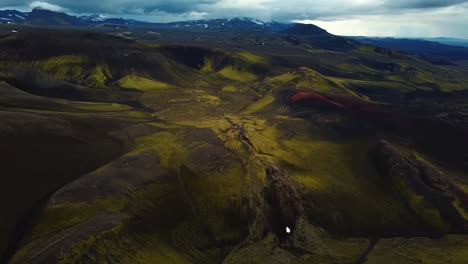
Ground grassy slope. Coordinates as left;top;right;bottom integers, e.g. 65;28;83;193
118;75;172;92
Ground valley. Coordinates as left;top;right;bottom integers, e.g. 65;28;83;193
0;17;467;264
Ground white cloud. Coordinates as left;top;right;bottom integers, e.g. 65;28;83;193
29;1;67;12
295;4;468;38
214;0;271;9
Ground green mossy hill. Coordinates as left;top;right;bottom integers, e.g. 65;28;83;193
238;51;267;64
0;56;113;88
173;116;422;236
118;75;172;92
218;67;258;82
11;125;248;264
266;67;347;94
240;95;275;115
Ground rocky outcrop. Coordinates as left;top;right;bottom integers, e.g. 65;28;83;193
265;165;303;239
371;140;468;234
225;117;305;238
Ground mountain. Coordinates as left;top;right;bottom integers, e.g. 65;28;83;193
165;17;291;32
25;8;85;26
351;36;468;64
79;14;108;23
0;8;292;31
282;23;329;35
0;10;28;23
283;23;358;51
0;8;147;27
80;15;157;26
422;37;468;48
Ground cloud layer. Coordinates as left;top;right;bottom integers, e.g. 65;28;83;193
2;0;468;38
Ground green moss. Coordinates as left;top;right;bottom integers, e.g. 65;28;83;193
231;117;421;234
189;90;222;106
218;67;258;82
407;69;434;84
329;77;417;94
453;185;468;221
266;72;297;83
12;107;153;123
132;132;187;170
90;65;112;88
222;85;237;92
356;45;375;53
336;63;377;74
266;68;345;93
393;175;450;233
0;55;89;81
56;143;245;264
59;223;192;264
74;102;132;111
139;42;161;49
42;56;89;68
180;158;246;244
12;196;127;261
37;198;125;236
453;198;468;221
201;57;213;73
238;51;266;64
37;56;88;80
367;235;468;264
240;95;275;115
118;75;171;92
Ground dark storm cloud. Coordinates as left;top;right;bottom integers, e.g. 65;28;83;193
2;0;468;16
386;0;468;9
2;0;216;14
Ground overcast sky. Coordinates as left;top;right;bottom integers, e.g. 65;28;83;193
2;0;468;38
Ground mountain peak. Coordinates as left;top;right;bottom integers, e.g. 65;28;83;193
283;23;329;35
27;8;83;26
31;7;64;14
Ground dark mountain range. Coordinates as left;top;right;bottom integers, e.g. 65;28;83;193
0;10;28;23
164;17;291;32
422;37;468;48
352;36;468;64
0;8;292;31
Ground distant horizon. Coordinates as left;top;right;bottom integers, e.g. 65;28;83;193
1;0;468;39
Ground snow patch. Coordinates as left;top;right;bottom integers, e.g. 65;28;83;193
251;20;264;25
